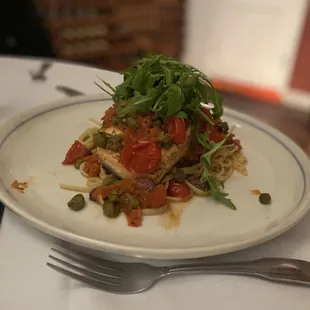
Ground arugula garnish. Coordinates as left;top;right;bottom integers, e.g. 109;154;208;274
202;173;236;210
117;88;159;118
195;127;211;150
96;54;238;210
200;126;237;210
96;55;223;121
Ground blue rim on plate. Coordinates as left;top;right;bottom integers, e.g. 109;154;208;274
0;95;309;259
0;203;4;225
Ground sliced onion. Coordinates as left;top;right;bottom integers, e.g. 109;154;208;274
97;195;104;205
185;180;209;196
142;204;169;216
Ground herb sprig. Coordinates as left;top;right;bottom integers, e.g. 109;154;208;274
97;55;223;120
97;55;236;209
199;126;237;210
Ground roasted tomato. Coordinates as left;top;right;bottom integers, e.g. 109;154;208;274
126;208;142;227
167;181;191;201
83;155;101;177
167;116;187;145
62;141;91;165
202;124;225;143
121;141;161;174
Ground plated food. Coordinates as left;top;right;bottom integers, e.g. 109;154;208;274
60;55;247;227
0;92;309;258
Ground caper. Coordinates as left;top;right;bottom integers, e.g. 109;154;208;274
93;132;107;148
174;170;186;182
108;191;119;202
129;196;140;208
259;193;272;205
74;158;84;169
103;201;121;218
67;194;85;211
127;117;138;129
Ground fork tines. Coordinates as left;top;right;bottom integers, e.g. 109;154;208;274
47;247;125;292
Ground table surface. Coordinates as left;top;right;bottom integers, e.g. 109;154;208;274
0;56;310;310
224;93;310;154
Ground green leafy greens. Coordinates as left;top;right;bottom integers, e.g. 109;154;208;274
200;126;237;210
97;54;237;210
97;55;223;120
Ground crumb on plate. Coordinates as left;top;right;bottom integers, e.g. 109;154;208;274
11;180;29;193
250;189;261;196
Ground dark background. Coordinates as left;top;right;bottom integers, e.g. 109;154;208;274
0;0;55;58
0;0;184;72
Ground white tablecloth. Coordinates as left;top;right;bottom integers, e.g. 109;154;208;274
1;56;310;310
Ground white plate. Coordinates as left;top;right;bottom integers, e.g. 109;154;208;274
0;94;309;259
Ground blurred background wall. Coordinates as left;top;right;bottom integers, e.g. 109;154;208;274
34;0;185;71
0;0;309;111
184;0;309;106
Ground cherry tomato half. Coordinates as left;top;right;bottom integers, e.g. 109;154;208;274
121;141;162;174
167;117;187;145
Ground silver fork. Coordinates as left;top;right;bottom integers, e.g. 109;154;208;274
47;247;310;294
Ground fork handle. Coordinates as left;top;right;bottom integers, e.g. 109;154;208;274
164;258;310;286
